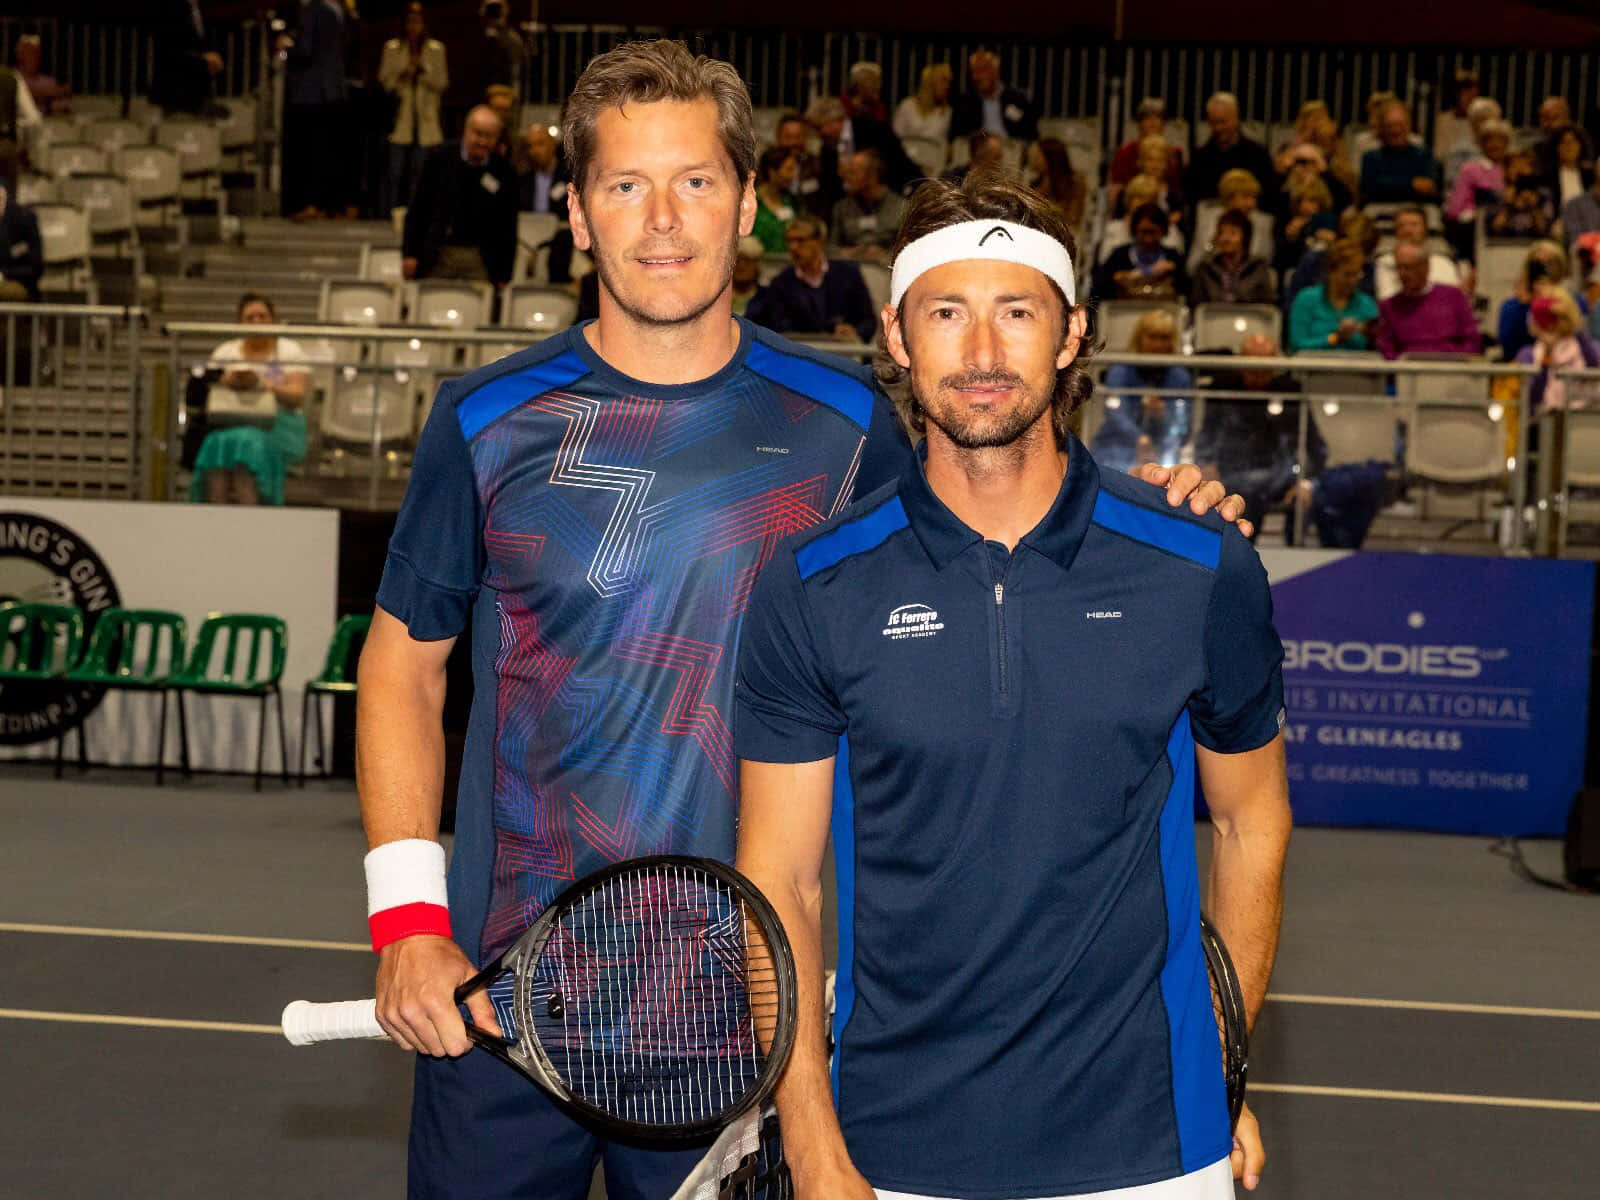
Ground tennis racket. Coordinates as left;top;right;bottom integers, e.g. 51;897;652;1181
1199;914;1249;1130
283;854;799;1141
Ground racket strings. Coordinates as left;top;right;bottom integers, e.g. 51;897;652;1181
521;863;781;1128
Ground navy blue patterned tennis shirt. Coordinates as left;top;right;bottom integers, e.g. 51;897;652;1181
734;436;1285;1198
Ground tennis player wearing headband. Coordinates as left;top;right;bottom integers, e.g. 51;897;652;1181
735;170;1292;1200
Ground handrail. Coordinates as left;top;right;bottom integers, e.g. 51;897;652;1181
0;303;146;319
163;322;539;344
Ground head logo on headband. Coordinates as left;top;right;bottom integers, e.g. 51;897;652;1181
889;219;1077;309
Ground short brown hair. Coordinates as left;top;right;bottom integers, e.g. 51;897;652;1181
1325;237;1365;274
874;171;1093;446
562;39;756;193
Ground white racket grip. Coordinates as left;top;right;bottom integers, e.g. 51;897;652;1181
281;998;386;1045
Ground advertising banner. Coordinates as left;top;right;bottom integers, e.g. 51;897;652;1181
1261;550;1594;836
1;499;338;773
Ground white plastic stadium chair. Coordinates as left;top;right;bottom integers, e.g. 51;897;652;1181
1095;299;1186;354
319;278;402;326
1191;303;1281;352
46;142;109;179
320;373;419;448
411;280;493;329
502;284;578;334
1293;354;1395;466
115;144;182;213
859;262;891;312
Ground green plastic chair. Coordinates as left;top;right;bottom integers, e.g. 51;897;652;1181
170;612;290;791
57;608;187;784
0;602;85;680
299;613;371;785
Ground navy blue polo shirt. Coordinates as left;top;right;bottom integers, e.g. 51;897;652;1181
734;437;1284;1198
376;318;907;963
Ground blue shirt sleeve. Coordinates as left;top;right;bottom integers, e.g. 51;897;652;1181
1189;529;1285;753
856;386;913;493
375;384;485;640
733;549;846;763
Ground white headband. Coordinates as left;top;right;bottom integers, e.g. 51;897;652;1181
889;219;1077;308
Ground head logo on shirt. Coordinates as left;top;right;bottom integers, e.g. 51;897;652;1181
882;602;945;640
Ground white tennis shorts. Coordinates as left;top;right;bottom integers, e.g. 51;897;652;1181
872;1156;1234;1200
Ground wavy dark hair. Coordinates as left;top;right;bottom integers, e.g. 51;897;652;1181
874;169;1095;446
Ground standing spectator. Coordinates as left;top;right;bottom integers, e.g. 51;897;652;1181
0;183;43;301
1374;205;1461;299
893;64;953;177
829;149;906;262
1533;95;1575;181
842;62;887;124
1289;238;1379;351
0;61;41;193
752;147;799;253
1094;202;1188;300
774;112;826;217
1360;102;1439;204
1432;70;1481;163
948;49;1039;144
1497;240;1572;359
1275;172;1337;280
1195;333;1327;541
1110;97;1184;191
1093;309;1194;471
278;0;354;221
1561;174;1600;253
1446;118;1511;229
730;236;769;320
378;2;448;214
1544;125;1595;211
150;0;223;116
475;1;524;100
806;96;850;220
15;36;67;117
1026;138;1086;232
401;104;516;285
189;293;309;507
1191;210;1276;305
1518;289;1600;412
485;84;519;152
751;215;876;343
1489;150;1556;238
1376;242;1481;357
1186;91;1276;204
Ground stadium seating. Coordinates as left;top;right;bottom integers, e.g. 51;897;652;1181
502;283;579;333
318;279;402;326
1192;303;1282;351
1096;299;1187;352
410;279;493;330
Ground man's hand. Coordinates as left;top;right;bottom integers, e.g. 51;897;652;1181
375;934;502;1057
402;256;419;280
1231;1101;1265;1190
204;51;224;75
1133;461;1255;539
1412;177;1437;197
832;321;860;341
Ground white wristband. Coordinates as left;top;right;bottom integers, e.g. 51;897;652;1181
364;839;450;951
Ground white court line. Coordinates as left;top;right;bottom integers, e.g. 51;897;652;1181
0;1008;281;1036
0;921;367;952
1268;993;1600;1021
5;924;1599;1021
1251;1083;1600;1113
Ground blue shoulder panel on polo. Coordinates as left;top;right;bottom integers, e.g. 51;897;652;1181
795;494;910;580
1091;489;1222;569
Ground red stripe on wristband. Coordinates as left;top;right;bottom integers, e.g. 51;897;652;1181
368;901;452;952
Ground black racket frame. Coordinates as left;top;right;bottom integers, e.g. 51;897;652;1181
454;854;799;1142
1199;913;1250;1131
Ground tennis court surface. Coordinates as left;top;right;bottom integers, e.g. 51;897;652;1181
2;766;1595;1199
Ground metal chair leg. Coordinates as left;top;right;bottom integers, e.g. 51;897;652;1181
254;693;267;792
77;707;89;772
313;692;327;779
298;689;311;787
155;689;169;787
276;688;290;787
175;690;192;778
